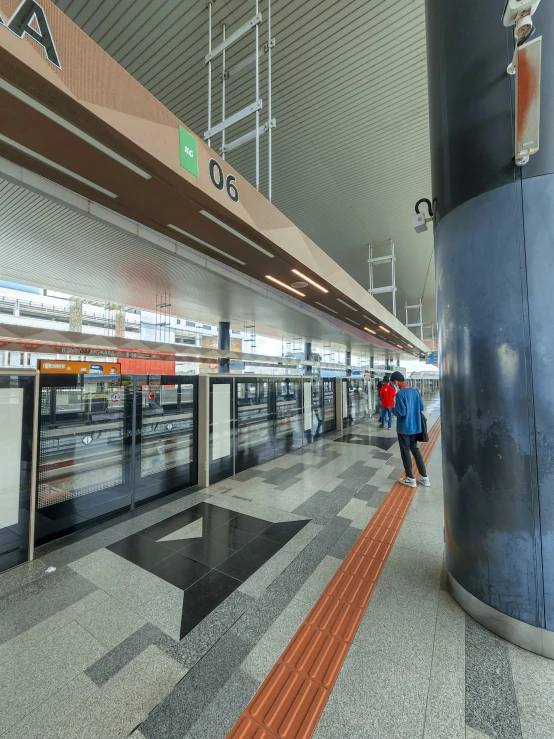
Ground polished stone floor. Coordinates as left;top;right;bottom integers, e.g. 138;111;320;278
0;394;553;738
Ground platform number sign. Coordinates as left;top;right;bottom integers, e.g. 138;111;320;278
179;126;198;177
209;159;239;203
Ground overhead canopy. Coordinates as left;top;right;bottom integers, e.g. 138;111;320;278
51;0;435;327
0;0;427;359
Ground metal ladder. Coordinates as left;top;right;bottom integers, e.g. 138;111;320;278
204;0;276;200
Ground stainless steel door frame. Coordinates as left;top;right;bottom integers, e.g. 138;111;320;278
0;368;38;567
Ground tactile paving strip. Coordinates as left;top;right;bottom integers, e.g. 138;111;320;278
228;417;442;739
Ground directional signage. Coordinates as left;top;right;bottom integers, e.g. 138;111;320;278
179;126;199;177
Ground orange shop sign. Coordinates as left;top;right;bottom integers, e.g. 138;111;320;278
39;360;121;375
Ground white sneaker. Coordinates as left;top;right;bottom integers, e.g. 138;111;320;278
418;476;431;487
399;477;417;488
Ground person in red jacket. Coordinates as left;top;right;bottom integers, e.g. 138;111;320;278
379;377;396;430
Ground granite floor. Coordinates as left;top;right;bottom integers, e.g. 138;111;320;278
1;393;553;738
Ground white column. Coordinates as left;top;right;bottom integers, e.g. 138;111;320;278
198;375;210;488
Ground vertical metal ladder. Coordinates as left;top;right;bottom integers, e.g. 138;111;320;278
204;0;276;200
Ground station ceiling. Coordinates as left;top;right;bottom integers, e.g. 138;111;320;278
52;0;435;329
0;174;412;361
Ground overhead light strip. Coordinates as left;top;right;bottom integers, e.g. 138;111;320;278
0;133;118;198
167;224;245;265
265;275;305;296
363;327;376;335
200;209;275;258
363;315;377;324
337;298;358;311
343;316;360;326
291;269;328;293
379;325;391;333
315;301;338;314
0;78;152;180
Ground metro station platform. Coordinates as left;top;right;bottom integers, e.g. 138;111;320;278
0;396;551;739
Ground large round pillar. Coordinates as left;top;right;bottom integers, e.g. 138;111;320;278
426;0;554;655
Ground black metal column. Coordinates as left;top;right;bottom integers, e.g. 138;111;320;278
345;350;351;377
218;321;230;373
304;342;312;376
427;0;554;650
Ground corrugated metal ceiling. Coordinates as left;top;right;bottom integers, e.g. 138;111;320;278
52;0;435;330
0;176;408;360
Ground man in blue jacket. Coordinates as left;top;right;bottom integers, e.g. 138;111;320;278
390;371;430;488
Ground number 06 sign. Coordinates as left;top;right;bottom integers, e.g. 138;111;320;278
208;159;239;203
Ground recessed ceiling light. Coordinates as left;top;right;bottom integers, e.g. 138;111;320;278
343;316;360;326
337;298;358;311
407;343;413;348
200;210;275;257
291;269;328;293
291;281;308;289
397;345;403;349
0;133;117;198
363;315;377;324
315;301;338;314
364;327;377;335
0;78;151;179
379;326;391;333
265;275;305;296
167;224;245;265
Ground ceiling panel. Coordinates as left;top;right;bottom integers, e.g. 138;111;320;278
0;176;415;361
52;0;436;330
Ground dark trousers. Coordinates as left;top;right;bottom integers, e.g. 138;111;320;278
381;407;393;429
398;433;427;478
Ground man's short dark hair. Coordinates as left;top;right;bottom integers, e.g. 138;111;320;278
390;371;405;383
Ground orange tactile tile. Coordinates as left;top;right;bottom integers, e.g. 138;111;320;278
282;623;349;689
228;715;276;739
227;417;442;739
248;663;328;739
343;552;385;581
351;536;391;561
306;594;364;642
372;525;398;546
325;569;376;608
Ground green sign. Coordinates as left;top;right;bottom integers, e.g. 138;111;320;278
179;126;198;177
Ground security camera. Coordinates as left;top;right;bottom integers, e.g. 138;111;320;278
413;198;434;234
502;0;541;27
413;212;428;234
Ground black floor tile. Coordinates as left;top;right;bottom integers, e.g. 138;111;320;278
226;513;272;535
216;535;283;582
139;510;202;544
179;537;237;568
149;553;209;591
180;569;241;638
107;533;173;570
209;524;258;550
333;433;397;451
261;519;309;546
185;502;239;530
